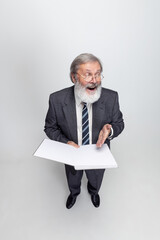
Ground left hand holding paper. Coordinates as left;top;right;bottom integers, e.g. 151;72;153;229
67;141;80;148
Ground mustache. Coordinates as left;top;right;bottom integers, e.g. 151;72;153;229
85;83;100;88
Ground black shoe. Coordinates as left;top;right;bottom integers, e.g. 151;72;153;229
66;194;77;209
91;194;100;208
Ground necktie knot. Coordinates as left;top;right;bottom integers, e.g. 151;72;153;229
82;102;87;107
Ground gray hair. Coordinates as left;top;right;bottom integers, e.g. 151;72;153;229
70;53;103;82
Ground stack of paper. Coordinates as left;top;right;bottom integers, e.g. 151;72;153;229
34;139;117;170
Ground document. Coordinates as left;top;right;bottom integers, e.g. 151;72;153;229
34;139;117;170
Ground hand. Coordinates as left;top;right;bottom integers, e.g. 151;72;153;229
96;124;112;148
67;141;80;148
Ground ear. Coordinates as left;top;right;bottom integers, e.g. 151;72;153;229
71;73;76;83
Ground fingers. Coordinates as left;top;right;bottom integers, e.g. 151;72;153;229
96;131;106;148
67;141;80;148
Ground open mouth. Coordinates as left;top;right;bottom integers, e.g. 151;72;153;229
86;83;98;92
87;86;97;91
86;86;97;95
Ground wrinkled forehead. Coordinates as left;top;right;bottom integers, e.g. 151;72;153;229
77;61;102;73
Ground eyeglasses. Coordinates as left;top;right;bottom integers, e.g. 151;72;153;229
76;72;104;82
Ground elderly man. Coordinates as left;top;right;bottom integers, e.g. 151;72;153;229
44;53;124;209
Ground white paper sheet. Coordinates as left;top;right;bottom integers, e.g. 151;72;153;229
34;139;117;170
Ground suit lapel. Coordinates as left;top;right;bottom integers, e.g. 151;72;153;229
62;87;78;143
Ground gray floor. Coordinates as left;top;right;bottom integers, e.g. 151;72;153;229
1;137;160;240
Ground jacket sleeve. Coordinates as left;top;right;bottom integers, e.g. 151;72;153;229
44;95;69;143
110;92;124;140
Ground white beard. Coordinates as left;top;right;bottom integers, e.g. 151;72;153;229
74;81;102;104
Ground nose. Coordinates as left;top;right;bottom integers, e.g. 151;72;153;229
90;75;97;83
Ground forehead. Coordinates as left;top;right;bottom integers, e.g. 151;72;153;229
78;61;101;72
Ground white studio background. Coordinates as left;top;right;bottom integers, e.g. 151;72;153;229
0;0;160;240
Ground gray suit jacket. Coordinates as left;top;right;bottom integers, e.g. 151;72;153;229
44;86;124;147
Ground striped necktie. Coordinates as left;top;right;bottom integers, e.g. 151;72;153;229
82;103;89;145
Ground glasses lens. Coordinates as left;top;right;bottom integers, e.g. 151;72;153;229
85;74;103;82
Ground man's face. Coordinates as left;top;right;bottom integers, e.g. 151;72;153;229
73;61;102;104
72;61;102;94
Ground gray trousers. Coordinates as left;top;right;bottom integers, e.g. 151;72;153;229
65;165;105;196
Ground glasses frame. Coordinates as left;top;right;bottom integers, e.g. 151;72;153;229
76;72;104;82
